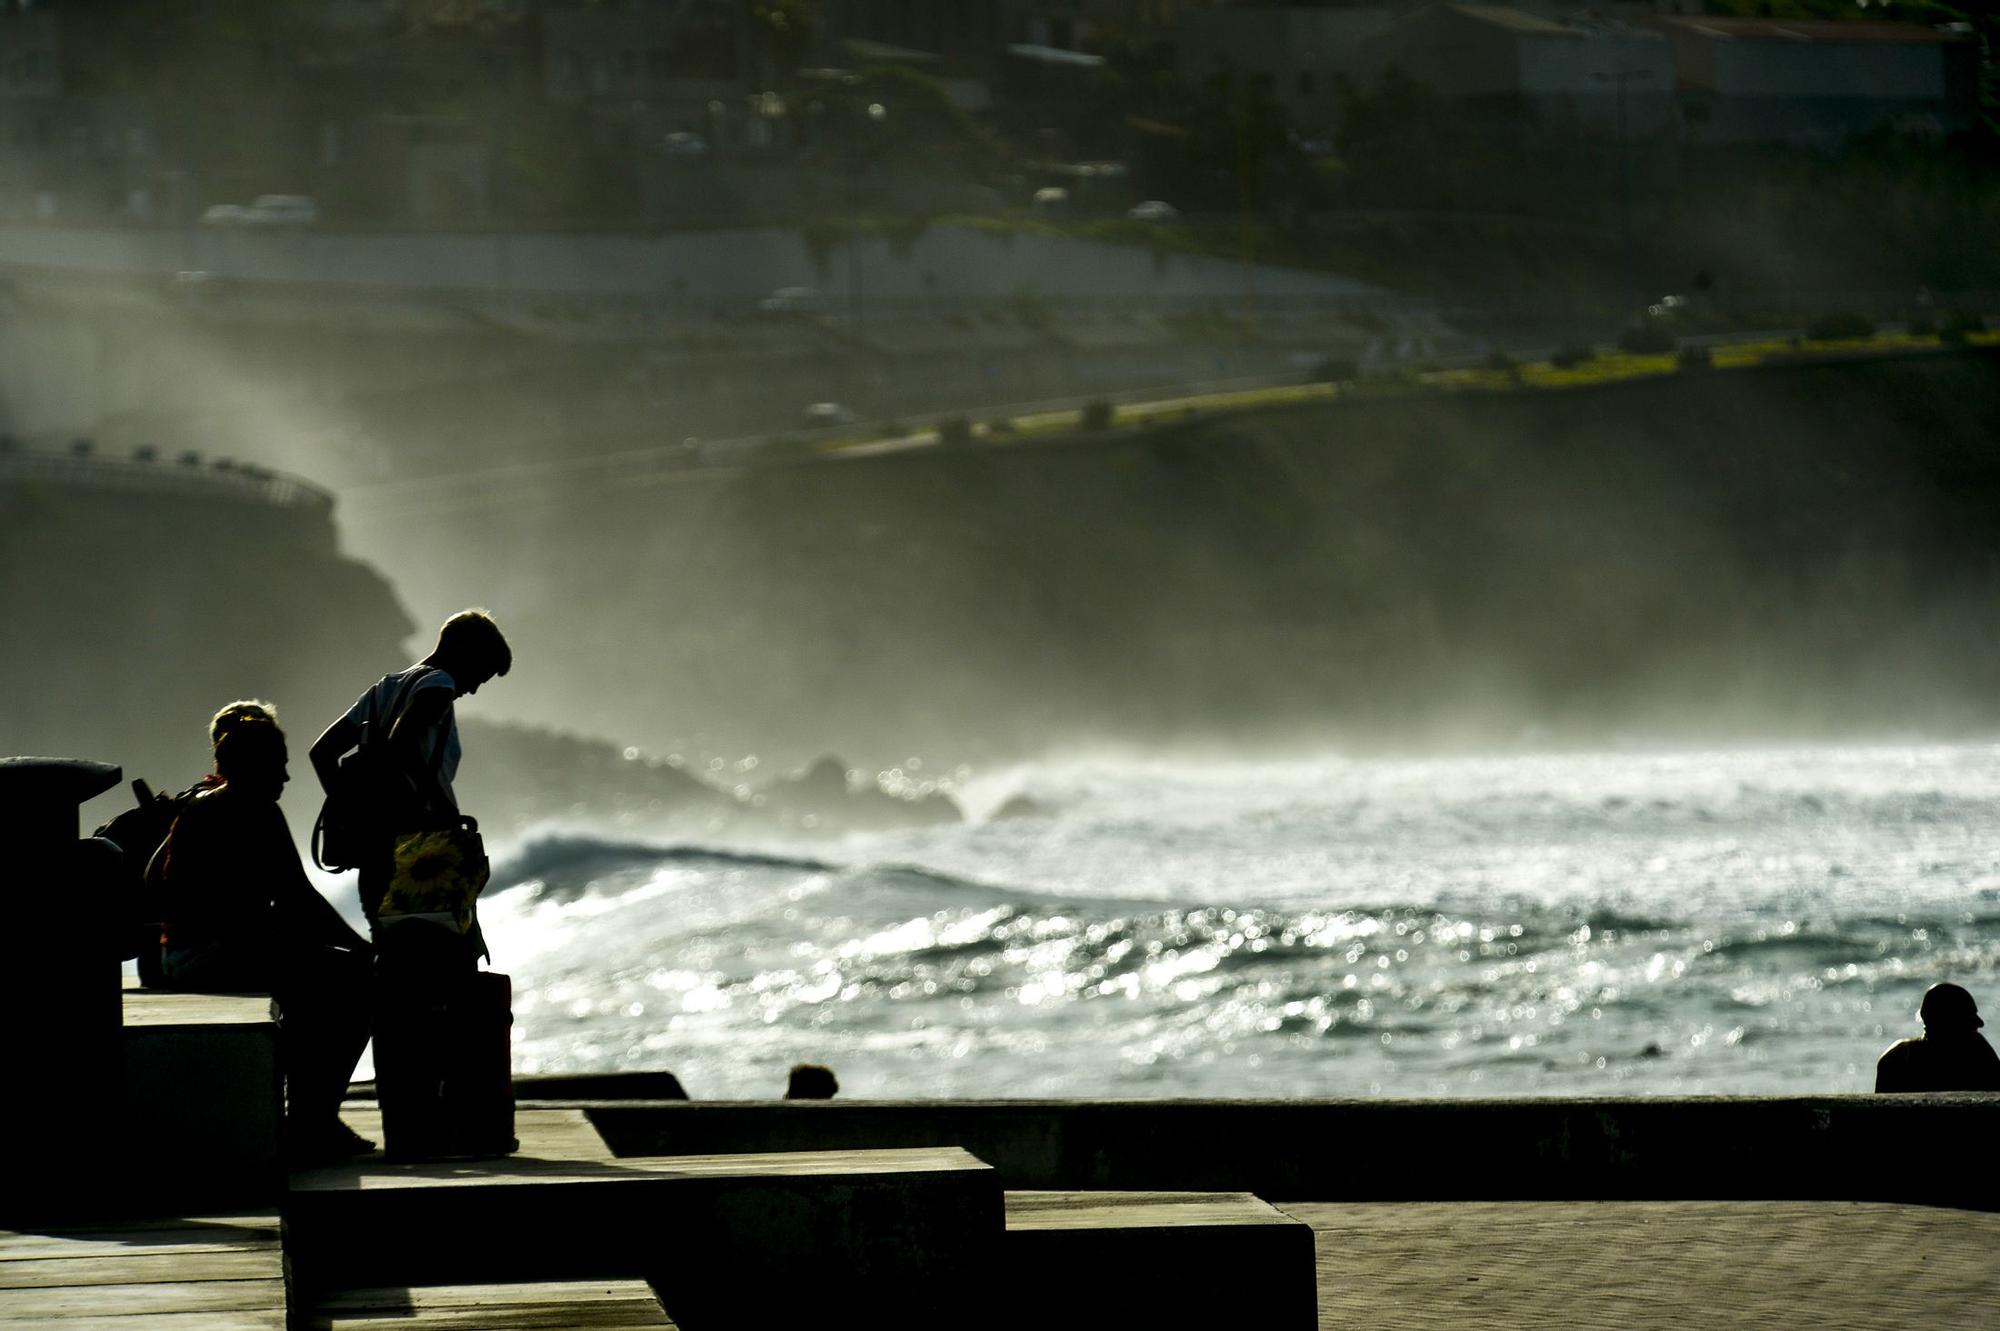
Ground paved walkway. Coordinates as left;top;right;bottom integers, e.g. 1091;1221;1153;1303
1283;1200;2000;1330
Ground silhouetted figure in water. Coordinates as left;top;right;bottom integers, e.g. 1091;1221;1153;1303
310;608;511;969
1875;983;2000;1093
786;1063;839;1099
157;718;375;1161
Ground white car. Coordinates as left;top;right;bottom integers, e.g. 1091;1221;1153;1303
662;131;708;159
243;194;318;225
1126;200;1181;223
758;286;824;315
202;195;319;227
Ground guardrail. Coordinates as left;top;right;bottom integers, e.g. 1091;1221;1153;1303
0;447;334;514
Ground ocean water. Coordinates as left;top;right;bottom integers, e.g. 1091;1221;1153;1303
473;743;2000;1100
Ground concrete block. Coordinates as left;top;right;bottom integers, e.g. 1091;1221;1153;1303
286;1146;1003;1330
302;1280;675;1329
122;987;282;1210
1005;1191;1318;1330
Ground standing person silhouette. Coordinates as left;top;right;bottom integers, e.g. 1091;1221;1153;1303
1875;982;2000;1092
309;609;511;973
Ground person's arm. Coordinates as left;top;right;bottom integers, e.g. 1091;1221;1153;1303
288;872;371;952
269;808;371;952
1874;1043;1909;1093
309;715;361;797
388;685;456;817
1975;1036;2000;1092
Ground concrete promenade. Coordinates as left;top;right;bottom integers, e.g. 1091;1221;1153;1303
11;1194;1995;1329
16;967;2000;1329
1287;1200;2000;1330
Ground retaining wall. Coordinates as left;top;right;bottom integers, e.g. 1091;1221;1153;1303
581;1095;2000;1208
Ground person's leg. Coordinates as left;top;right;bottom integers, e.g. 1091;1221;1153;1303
358;857;390;931
272;944;373;1148
161;941;269;994
375;921;476;998
371;922;483;1158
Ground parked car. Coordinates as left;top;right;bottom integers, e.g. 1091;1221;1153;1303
1126;200;1181;223
802;402;858;427
201;195;319;226
243;194;318;225
758;286;824;315
661;132;708;159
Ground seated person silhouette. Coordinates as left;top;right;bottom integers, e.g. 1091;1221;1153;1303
785;1063;839;1100
157;717;376;1161
196;700;279;793
1875;982;2000;1093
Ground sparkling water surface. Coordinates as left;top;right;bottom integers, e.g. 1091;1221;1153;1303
472;742;2000;1099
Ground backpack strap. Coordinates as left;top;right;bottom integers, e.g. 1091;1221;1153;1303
310;669;438;874
370;667;439;751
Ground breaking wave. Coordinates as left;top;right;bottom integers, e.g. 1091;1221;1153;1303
474;741;2000;1100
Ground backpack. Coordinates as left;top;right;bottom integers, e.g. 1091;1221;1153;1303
93;777;202;987
313;667;435;872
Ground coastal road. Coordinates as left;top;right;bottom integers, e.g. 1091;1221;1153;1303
335;328;1990;524
1285;1200;2000;1329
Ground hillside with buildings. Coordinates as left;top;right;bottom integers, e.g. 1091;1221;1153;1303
0;1;1991;312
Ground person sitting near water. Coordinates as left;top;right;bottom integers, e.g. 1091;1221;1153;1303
202;700;279;782
785;1063;839;1099
126;702;282;986
157;716;376;1161
1875;982;2000;1093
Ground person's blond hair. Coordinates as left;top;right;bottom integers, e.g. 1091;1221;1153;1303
435;608;512;676
209;699;277;749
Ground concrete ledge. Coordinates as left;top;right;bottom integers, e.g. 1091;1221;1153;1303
333;1106;615;1164
1006;1191;1317;1330
302;1280;676;1329
122;988;282;1210
286;1146;1002;1329
579;1095;2000;1210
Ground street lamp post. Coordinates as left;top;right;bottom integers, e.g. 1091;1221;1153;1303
849;99;888;330
1593;66;1653;328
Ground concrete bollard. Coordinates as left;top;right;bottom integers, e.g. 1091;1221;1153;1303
0;756;124;1221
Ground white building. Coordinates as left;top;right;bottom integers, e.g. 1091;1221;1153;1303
1176;4;1405;133
1639;15;1979;145
1358;6;1677;137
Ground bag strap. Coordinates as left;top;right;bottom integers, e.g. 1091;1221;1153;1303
309;669;435;872
369;666;438;751
310;805;333;872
